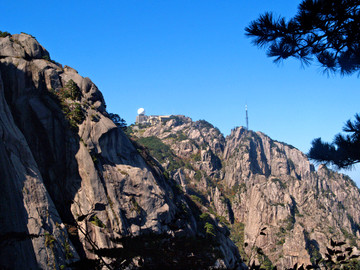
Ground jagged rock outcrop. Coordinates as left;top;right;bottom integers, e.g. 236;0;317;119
226;127;360;267
0;33;244;269
130;116;360;269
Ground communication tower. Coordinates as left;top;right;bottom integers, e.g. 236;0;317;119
245;105;249;130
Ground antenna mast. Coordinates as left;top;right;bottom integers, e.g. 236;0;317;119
245;104;249;130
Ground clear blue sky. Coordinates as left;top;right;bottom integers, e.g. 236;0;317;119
2;1;359;185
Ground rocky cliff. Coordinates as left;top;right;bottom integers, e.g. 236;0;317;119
0;33;244;269
129;115;360;268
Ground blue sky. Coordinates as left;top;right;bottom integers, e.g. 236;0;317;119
2;1;359;185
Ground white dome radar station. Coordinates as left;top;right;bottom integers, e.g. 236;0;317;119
137;108;145;115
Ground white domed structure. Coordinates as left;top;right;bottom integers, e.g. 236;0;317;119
136;108;147;124
137;108;145;115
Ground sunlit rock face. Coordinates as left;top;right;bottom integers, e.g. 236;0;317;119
0;33;245;269
131;115;360;269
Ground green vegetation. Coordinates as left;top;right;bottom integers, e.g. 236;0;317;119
165;133;177;139
108;113;127;130
20;32;35;38
91;153;98;164
347;214;360;242
344;175;360;193
227;182;240;198
236;227;276;269
321;187;335;199
0;31;11;38
66;103;85;129
137;122;151;129
276;238;285;246
79;138;87;147
270;202;285;207
284;215;295;231
118;170;129;176
218;215;230;226
137;136;172;164
328;226;335;235
204;222;216;236
167;158;185;172
184;161;193;170
161;115;185;125
163;170;170;179
199;212;210;222
309;114;360;169
304;231;322;266
271;178;287;189
221;181;244;200
64;239;74;260
191;151;201;161
246;0;360;75
341;228;358;248
190;195;203;205
124;125;133;136
62;79;82;101
107;195;120;226
44;232;55;249
89;215;106;228
175;131;188;141
130;197;142;215
273;140;296;150
195;119;217;131
44;231;57;269
275;227;287;245
230;222;246;258
257;250;276;270
194;171;202;181
135;136;185;173
48;80;85;131
206;206;229;227
174;184;184;195
42;55;51;61
42;55;60;65
91;114;100;122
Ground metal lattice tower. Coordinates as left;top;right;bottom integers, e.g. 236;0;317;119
245;105;249;130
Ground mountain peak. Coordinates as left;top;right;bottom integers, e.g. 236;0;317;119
0;32;50;60
0;33;244;269
130;117;360;268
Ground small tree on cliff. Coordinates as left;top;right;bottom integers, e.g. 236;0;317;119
109;113;127;131
63;79;81;101
245;0;360;76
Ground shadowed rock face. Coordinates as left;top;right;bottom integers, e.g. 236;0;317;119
0;33;244;269
130;116;360;268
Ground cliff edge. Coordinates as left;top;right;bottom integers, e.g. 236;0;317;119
0;33;244;269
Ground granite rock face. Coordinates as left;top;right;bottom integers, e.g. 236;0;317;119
0;33;244;269
130;116;360;268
